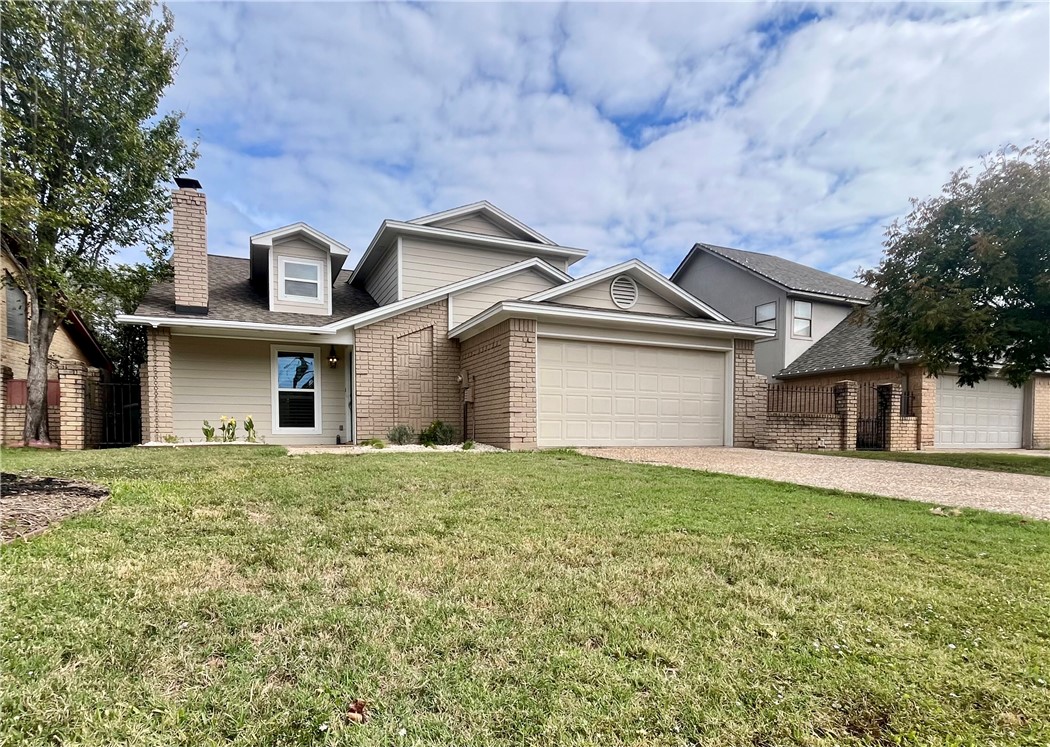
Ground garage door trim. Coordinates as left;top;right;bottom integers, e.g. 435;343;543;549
536;332;734;447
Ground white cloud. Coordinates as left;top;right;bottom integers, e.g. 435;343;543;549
157;1;1049;282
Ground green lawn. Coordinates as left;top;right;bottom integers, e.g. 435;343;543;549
810;449;1050;477
2;447;1048;746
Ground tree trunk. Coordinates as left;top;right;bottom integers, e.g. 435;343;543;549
23;304;60;445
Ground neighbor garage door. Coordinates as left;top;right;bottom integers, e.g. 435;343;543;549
537;338;725;447
935;375;1023;448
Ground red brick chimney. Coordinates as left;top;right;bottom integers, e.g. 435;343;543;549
172;178;208;314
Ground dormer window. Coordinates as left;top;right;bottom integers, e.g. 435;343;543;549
278;257;324;304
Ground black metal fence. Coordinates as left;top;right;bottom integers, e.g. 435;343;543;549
900;389;916;417
98;381;141;448
856;383;890;450
766;385;837;414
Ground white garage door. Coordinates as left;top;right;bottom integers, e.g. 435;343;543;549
935;375;1023;448
537;338;725;447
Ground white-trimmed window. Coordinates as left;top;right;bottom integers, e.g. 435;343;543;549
792;300;812;338
755;301;777;330
277;257;324;304
5;274;27;342
271;346;322;434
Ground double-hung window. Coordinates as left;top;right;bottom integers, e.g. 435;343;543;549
272;346;321;434
5;275;27;342
278;257;323;304
755;301;777;330
792;300;813;338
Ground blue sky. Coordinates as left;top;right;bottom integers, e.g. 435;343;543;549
158;1;1049;280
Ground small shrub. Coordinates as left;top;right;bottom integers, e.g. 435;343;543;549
361;438;385;449
462;440;475;451
387;424;415;445
162;434;180;444
419;420;456;446
244;415;257;443
201;420;216;442
219;415;237;443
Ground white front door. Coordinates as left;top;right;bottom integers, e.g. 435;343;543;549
935;375;1024;448
537;338;725;448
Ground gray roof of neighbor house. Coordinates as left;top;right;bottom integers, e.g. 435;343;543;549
674;243;874;303
134;255;378;327
777;307;888;377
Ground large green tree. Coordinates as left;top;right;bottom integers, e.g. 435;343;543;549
1;0;195;444
862;142;1050;387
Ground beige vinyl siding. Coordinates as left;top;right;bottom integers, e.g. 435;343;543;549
400;236;552;298
555;281;690;316
270;237;331;315
451;269;561;327
169;335;345;445
365;244;399;306
432;214;519;240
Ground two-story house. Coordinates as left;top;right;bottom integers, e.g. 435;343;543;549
120;181;774;449
670;243;874;378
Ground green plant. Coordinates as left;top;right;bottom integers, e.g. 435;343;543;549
162;434;179;444
201;420;215;442
462;440;475;451
243;416;257;443
219;416;237;443
387;424;415;445
361;438;385;449
419;420;456;446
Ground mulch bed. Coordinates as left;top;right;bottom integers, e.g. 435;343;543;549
1;473;109;543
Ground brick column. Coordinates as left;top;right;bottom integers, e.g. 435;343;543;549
880;383;902;451
506;318;537;450
58;361;87;450
142;327;173;442
732;339;768;448
0;365;10;446
833;380;858;450
915;370;937;450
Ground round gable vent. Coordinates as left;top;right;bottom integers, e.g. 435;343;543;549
610;274;638;309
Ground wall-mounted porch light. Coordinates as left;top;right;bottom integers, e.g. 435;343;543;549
328;345;338;368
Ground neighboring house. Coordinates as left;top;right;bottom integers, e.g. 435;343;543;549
119;181;774;449
776;308;1050;450
0;247;112;448
671;243;874;378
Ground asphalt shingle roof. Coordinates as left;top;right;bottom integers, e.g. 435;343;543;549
777;307;883;378
692;243;874;302
134;255;378;327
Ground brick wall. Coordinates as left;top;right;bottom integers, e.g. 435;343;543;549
460;319;537;450
354;299;461;442
754;380;857;451
732;340;768;448
1032;374;1050;449
141;327;173;442
172;188;209;311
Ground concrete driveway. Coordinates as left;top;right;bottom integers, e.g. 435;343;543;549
577;447;1050;521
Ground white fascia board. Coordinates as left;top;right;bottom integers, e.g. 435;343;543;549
525;259;732;323
115;314;339;336
331;258;571;332
407;200;556;246
350;221;588;285
250;222;351;255
449;301;776;342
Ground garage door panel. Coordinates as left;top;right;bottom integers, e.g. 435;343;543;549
538;338;725;447
935;375;1022;448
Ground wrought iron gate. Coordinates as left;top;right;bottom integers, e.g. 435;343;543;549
856;383;890;450
98;381;141;448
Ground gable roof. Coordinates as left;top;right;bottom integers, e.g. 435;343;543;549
525;259;732;322
409;201;556;245
132;255;378;328
672;243;874;304
249;222;351;256
777;307;884;378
